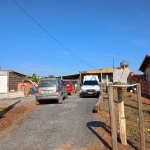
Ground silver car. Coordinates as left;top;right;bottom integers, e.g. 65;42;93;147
35;78;68;104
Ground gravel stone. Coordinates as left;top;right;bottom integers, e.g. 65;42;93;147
0;95;102;150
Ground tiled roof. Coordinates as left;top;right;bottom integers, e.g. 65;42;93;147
146;54;150;57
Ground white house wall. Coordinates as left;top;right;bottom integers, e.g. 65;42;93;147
113;68;130;84
0;71;8;99
146;68;150;81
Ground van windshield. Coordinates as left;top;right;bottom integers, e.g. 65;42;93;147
83;80;99;85
38;80;56;87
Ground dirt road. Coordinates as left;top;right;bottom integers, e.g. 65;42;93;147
0;95;105;150
0;94;138;150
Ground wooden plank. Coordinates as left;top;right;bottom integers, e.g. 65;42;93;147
93;95;103;112
9;72;24;91
106;75;108;85
137;84;145;150
87;68;113;73
101;73;103;92
79;73;82;85
117;87;127;145
108;85;118;150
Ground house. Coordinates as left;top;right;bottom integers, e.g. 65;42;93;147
139;54;150;95
59;61;130;92
0;70;29;99
57;68;114;92
79;68;113;92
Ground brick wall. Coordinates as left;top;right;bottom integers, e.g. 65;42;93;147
130;72;149;94
18;82;36;95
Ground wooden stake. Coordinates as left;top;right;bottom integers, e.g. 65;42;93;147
94;95;103;112
117;87;127;145
137;84;145;150
108;85;118;150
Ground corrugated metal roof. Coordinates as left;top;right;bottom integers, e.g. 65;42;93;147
0;70;30;77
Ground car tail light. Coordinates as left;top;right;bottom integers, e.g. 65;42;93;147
36;87;38;93
69;83;73;87
56;86;59;92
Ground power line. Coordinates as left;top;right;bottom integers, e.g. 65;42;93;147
12;0;95;69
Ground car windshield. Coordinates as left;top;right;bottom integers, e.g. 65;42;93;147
83;80;99;85
38;80;56;87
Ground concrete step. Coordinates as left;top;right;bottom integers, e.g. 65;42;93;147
0;93;7;99
8;91;25;98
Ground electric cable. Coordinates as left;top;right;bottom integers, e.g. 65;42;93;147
12;0;96;69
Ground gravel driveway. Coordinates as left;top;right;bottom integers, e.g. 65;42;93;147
0;95;103;150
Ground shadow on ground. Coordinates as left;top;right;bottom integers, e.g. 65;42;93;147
87;121;139;150
141;93;150;100
87;121;112;150
38;100;60;105
79;93;99;99
0;100;21;119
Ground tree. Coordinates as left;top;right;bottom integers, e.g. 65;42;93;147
31;73;40;83
48;75;55;78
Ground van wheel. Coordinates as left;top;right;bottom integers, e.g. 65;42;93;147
36;101;40;105
58;96;62;104
80;93;84;98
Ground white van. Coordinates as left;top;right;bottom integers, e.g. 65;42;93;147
80;75;100;97
83;75;99;83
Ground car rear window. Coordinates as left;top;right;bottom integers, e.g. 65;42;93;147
83;80;99;85
38;80;56;87
63;81;69;85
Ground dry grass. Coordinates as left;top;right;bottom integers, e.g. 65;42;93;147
101;91;150;149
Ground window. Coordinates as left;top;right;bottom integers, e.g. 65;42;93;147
63;81;69;85
38;80;56;87
83;80;99;85
102;75;106;79
59;80;63;84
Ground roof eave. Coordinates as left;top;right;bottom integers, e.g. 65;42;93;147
139;54;150;72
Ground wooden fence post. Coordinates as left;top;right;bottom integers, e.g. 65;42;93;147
117;87;127;145
137;84;145;150
93;95;103;112
108;85;118;150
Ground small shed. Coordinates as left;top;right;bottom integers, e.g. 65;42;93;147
0;70;29;99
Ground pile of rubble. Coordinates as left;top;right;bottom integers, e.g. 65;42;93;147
17;80;37;95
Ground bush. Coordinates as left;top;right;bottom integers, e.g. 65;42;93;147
113;82;119;85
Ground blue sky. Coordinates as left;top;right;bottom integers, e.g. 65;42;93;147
1;0;150;76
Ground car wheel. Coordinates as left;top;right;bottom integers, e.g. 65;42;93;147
58;96;63;104
36;100;40;105
65;94;68;99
